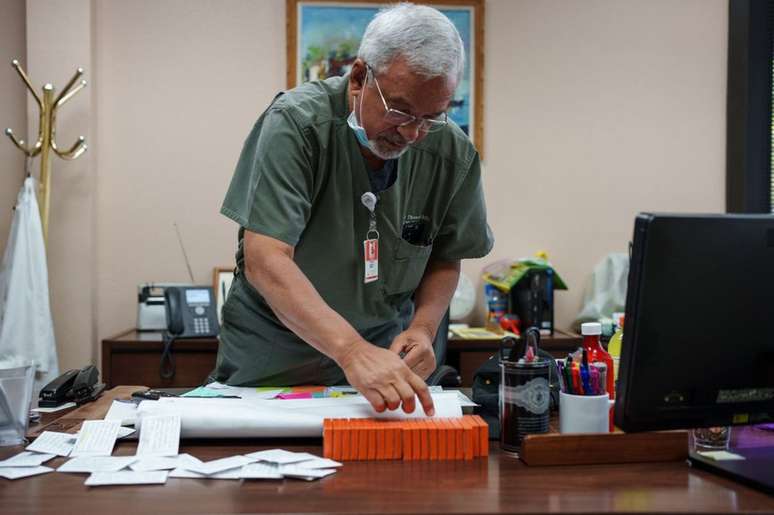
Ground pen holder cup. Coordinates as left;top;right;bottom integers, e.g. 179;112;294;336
559;392;614;434
499;350;550;454
0;363;35;446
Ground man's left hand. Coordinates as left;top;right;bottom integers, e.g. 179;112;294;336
389;327;436;380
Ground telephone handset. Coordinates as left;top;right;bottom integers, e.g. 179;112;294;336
164;286;219;338
160;286;220;379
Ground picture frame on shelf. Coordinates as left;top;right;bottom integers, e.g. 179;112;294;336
212;267;235;324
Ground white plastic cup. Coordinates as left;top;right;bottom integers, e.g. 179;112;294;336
0;363;35;446
559;391;614;434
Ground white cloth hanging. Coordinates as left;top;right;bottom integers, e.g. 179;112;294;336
0;177;58;392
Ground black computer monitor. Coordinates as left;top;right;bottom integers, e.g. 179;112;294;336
615;213;774;493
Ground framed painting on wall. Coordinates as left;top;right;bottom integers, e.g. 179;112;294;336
286;0;485;155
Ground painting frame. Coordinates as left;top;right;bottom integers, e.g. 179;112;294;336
286;0;485;156
212;266;235;325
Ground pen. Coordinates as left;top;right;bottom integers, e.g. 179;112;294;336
580;363;591;395
557;361;566;393
590;364;600;395
597;362;608;397
565;356;574;394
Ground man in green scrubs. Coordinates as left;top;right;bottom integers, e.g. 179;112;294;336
212;3;493;416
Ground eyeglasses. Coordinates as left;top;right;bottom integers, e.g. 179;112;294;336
367;65;448;133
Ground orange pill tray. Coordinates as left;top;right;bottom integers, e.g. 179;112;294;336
323;415;488;461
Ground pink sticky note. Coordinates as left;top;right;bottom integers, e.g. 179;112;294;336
277;392;313;400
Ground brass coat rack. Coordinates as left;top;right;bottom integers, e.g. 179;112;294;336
4;59;88;244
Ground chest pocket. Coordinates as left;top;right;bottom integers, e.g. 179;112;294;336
383;237;433;296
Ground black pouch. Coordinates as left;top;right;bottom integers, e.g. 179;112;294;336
472;333;561;440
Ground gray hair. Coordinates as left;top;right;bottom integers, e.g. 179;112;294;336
357;3;465;83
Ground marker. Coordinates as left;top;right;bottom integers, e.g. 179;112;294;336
572;363;582;394
580;363;591;395
590;364;600;395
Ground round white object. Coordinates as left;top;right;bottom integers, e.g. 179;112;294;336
450;273;476;321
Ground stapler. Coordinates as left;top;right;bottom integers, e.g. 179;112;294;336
38;365;106;407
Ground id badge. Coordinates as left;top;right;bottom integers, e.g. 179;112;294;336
363;238;379;283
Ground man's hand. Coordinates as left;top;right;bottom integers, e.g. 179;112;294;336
338;341;435;416
389;327;436;380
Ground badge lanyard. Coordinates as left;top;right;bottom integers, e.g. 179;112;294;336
361;192;379;283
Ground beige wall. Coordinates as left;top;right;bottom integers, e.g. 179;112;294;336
0;0;27;255
475;0;727;326
25;0;95;372
9;0;726;371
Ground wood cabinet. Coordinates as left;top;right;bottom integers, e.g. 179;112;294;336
101;328;583;388
101;329;218;388
446;329;582;386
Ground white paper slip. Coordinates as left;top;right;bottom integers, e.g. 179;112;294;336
0;451;56;468
31;402;76;413
183;455;254;476
295;458;343;469
245;449;319;465
130;454;201;472
240;462;283;479
26;431;76;457
697;450;747;461
117;427;136;439
57;456;137;473
280;465;336;480
169;466;242;480
0;466;54;480
104;401;138;426
84;470;168;486
80;426;134;440
71;420;121;457
136;415;181;457
454;390;478;408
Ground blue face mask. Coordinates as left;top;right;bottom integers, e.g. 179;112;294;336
347;94;374;150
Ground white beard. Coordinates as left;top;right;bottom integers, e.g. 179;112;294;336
369;138;410;160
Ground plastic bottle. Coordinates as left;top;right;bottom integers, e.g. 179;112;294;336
485;284;508;332
607;314;624;381
581;322;615;431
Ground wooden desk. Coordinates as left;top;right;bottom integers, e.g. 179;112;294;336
3;387;773;514
101;329;217;388
447;329;582;386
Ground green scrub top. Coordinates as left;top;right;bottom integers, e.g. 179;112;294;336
212;75;493;386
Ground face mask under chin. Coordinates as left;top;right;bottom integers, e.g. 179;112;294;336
347;94;410;161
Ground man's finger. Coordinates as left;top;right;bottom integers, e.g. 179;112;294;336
404;346;435;378
402;345;423;369
388;338;406;355
407;372;435;416
362;389;386;413
392;381;416;414
381;385;401;411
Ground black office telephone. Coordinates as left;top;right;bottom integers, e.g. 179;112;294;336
160;286;220;379
38;365;106;407
164;286;219;338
